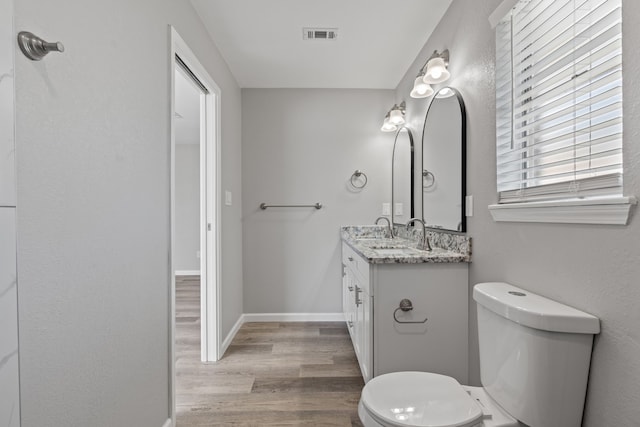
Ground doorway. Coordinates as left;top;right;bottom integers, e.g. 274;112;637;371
170;27;222;423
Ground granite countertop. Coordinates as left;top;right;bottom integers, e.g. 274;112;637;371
341;225;471;264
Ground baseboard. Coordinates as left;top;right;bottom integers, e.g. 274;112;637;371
243;312;345;322
175;270;200;276
162;418;173;427
220;314;245;356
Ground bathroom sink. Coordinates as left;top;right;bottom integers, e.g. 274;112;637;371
356;239;411;250
372;248;420;257
367;243;408;249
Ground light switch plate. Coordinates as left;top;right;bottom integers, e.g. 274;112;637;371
225;191;232;206
382;203;391;216
395;203;403;216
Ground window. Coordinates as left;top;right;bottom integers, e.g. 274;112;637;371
490;0;635;224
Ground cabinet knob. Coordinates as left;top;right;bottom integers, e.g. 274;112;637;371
348;286;354;292
348;256;354;262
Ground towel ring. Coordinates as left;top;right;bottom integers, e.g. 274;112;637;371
350;170;368;189
423;170;435;189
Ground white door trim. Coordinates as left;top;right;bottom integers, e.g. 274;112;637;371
169;26;222;425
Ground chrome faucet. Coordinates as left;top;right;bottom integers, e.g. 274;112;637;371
375;216;394;239
406;218;432;251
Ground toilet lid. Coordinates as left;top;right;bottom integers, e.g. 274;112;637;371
360;372;483;427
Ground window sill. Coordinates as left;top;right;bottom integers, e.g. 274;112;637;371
488;196;637;225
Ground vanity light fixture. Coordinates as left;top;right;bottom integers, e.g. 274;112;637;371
381;102;406;132
422;49;450;85
381;112;398;132
388;102;406;125
410;71;434;99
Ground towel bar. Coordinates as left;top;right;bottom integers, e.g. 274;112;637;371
260;202;322;210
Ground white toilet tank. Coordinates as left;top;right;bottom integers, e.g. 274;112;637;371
473;282;600;427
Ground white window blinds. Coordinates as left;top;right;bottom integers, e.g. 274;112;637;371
496;0;623;203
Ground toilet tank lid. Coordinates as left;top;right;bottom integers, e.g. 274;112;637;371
473;282;600;334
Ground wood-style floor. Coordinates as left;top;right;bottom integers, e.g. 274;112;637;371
175;275;365;426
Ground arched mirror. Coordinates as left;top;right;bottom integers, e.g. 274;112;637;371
392;127;414;226
421;87;466;232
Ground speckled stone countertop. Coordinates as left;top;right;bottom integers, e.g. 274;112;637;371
341;225;471;264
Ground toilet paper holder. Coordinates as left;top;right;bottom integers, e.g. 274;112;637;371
393;298;428;324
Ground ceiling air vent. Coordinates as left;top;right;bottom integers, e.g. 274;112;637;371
303;28;338;40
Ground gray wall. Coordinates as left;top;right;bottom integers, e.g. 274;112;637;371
14;1;243;426
175;144;200;272
242;89;394;314
395;0;640;425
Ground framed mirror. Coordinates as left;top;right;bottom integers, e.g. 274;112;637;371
392;127;414;225
421;87;466;232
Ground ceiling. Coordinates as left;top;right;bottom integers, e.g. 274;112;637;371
190;0;453;89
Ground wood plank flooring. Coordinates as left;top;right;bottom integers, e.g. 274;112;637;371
175;276;365;426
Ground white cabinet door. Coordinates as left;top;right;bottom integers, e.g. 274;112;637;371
348;270;359;353
341;262;348;320
342;264;355;339
356;286;372;382
0;208;19;427
0;0;15;207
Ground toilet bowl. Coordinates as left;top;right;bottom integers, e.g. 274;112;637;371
358;282;600;427
358;372;517;427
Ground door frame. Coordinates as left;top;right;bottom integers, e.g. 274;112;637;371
169;26;222;423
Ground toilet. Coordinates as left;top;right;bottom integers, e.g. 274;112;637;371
358;282;600;427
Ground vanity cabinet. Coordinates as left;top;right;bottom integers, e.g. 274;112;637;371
342;242;468;384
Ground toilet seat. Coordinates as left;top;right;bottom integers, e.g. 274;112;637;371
360;372;483;427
